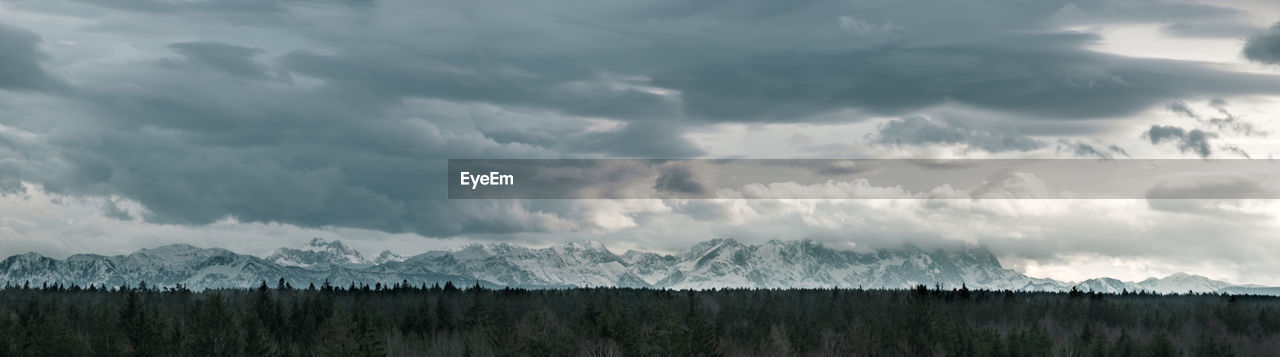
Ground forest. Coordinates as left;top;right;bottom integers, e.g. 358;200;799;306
1;280;1278;356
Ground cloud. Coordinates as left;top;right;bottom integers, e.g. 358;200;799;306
1055;140;1128;159
1145;176;1276;200
1219;145;1251;159
1168;100;1265;136
652;164;709;196
1;0;1279;245
870;116;1045;153
1142;125;1215;158
1168;101;1198;118
1243;23;1280;64
100;199;134;221
660;31;1280;121
0;23;62;92
166;41;282;80
1160;20;1263;38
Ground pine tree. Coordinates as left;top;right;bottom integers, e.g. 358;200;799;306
120;290;163;356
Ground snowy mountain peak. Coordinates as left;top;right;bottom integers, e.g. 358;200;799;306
374;250;407;264
265;238;370;268
565;240;611;253
304;238;356;253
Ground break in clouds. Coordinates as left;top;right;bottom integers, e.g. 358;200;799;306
1;0;1280;284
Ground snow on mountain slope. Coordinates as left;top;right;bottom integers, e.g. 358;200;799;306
403;240;650;288
0;244;472;290
1135;272;1233;294
1064;273;1236;295
649;239;1053;290
265;238;372;268
374;250;408;265
1074;278;1132;294
2;239;1276;295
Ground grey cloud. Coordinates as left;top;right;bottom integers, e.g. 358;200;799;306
14;58;571;236
1142;125;1215;158
1160;21;1263;38
1206;99;1264;136
1056;140;1128;159
1146;199;1266;219
69;0;289;15
871;116;1045;153
762;160;874;176
167;41;282;80
0;23;61;92
660;31;1280;121
653;164;709;196
1167;100;1263;136
1220;145;1251;159
1168;101;1197;118
568;122;704;158
1048;0;1244;26
968;171;1049;199
1146;176;1275;200
1244;23;1280;64
101;199;133;221
277;49;682;123
3;0;1280;241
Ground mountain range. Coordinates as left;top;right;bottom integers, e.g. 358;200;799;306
1;238;1275;295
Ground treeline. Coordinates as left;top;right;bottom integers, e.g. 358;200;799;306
1;281;1279;356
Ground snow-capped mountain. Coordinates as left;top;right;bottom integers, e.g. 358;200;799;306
1135;272;1234;294
373;250;407;265
1;239;1275;295
1069;272;1238;295
1074;278;1132;294
0;243;473;290
397;240;649;288
265;238;372;268
633;239;1035;290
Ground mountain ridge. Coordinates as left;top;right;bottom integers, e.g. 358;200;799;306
0;239;1272;295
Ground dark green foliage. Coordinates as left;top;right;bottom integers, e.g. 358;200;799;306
1;283;1279;356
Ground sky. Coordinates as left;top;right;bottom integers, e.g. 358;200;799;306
1;0;1280;285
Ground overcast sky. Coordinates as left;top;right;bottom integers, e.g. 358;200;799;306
1;0;1280;285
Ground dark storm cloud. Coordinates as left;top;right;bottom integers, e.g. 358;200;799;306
1243;23;1280;64
1142;125;1215;158
0;23;62;92
871;116;1045;153
2;0;1279;238
662;32;1280;121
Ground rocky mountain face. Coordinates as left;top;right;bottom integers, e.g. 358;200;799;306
0;239;1273;295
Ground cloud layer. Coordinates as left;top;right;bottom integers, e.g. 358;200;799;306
0;0;1279;284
